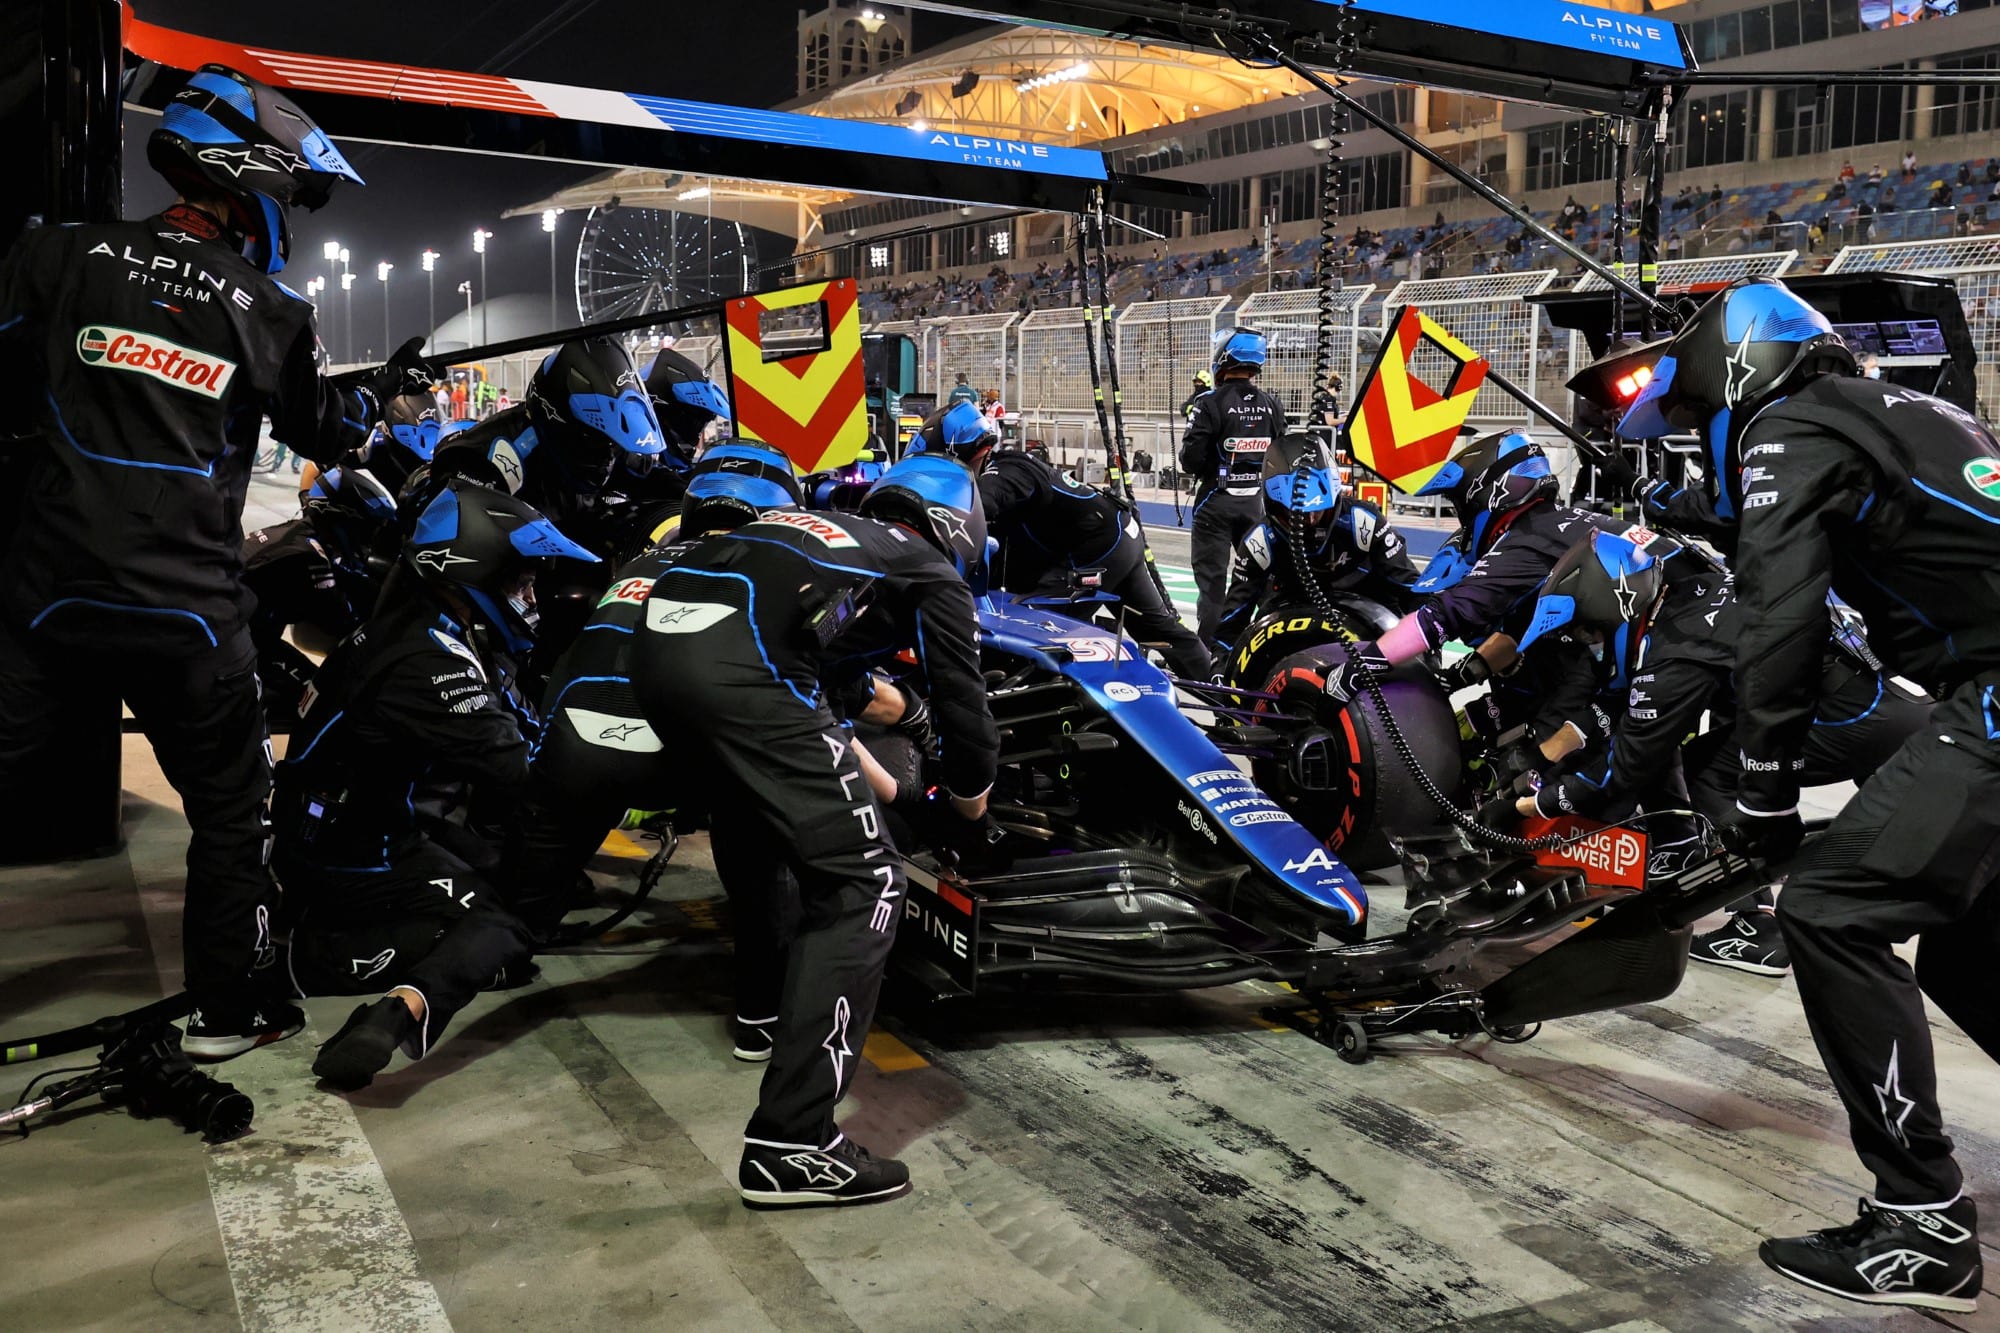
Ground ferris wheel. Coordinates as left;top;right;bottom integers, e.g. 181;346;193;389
573;205;757;323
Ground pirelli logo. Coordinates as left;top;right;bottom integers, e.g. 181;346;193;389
76;325;237;400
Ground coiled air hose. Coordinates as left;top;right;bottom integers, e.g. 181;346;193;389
1283;447;1607;854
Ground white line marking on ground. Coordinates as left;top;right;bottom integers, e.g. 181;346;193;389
127;799;452;1333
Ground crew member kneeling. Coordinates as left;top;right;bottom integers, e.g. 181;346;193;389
273;480;598;1089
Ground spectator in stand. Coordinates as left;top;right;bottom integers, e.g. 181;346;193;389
1810;217;1829;252
1933;182;1956;210
1959;162;1975;188
1709;182;1723;207
1902;148;1918;180
1673;184;1696;212
1959;209;1974;237
1840;160;1857;181
1867;162;1886;184
1988;177;2000;203
1987;157;2000;183
1856;200;1875;241
1666;227;1685;259
1762;208;1785;242
1879;189;1898;214
1828;178;1849;203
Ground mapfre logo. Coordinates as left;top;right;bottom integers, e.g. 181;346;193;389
76;325;236;400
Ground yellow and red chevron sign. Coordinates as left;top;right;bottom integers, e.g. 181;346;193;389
723;279;868;475
1344;305;1489;495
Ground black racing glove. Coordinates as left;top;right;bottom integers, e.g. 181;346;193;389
894;691;937;758
1442;650;1493;691
347;335;434;418
1474;795;1522;835
1323;640;1391;706
1592;447;1639;500
1719;807;1805;864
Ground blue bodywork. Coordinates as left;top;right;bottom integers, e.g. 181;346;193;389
977;592;1368;929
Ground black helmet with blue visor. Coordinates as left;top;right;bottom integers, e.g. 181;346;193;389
1517;529;1675;691
527;337;667;493
1615;278;1855;520
1260;433;1345;562
146;65;363;275
642;348;733;463
1412;429;1558;548
908;401;1000;464
406;479;600;654
680;440;804;537
860;454;987;581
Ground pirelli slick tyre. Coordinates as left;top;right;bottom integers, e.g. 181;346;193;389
1248;644;1463;870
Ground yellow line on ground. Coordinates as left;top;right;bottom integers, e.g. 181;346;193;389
600;829;652;860
863;1030;930;1072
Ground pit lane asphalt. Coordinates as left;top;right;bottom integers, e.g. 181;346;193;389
4;467;1988;1331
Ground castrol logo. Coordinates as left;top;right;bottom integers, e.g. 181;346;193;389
77;325;237;400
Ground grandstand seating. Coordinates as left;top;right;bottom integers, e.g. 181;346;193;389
853;151;2000;322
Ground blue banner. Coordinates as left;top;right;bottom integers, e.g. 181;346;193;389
628;96;1110;181
1338;0;1687;69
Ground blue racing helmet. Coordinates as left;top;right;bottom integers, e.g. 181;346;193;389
1214;328;1269;373
860;454;987;578
406;479;600;653
681;440;803;536
1414;430;1557;547
528;337;667;492
1616;279;1855;520
1518;530;1672;690
643;347;732;464
1261;433;1343;561
909;401;1000;462
146;65;363;274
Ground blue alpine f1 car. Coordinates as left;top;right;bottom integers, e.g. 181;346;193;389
892;586;1763;1062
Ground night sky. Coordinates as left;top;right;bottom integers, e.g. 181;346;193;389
127;2;983;358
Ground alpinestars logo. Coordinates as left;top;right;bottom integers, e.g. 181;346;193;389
1612;570;1639;620
1705;938;1755;961
1876;1041;1918;1147
926;505;970;547
1724;327;1761;407
780;1152;857;1188
349;948;396;981
1856;1248;1946;1293
194;145;284;177
415;548;477;573
822;996;854;1093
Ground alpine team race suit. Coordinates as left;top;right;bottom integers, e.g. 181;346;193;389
1417;502;1609;747
271;584;535;1053
1531;567;1926;881
1181;377;1286;642
1215;496;1419;656
412;407;615;669
1733;376;2000;1207
633;511;998;1152
0;206;375;1003
980;448;1212;678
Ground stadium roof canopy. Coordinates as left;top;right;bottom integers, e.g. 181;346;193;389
505;28;1310;238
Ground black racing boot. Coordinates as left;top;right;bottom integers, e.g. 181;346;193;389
313;997;418;1091
1761;1196;1982;1312
1690;909;1791;976
739;1135;912;1209
730;1015;777;1063
183;1000;306;1061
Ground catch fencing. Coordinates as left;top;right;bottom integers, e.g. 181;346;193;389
1381;270;1559;439
1562;252;1803;388
1235;286;1378;422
